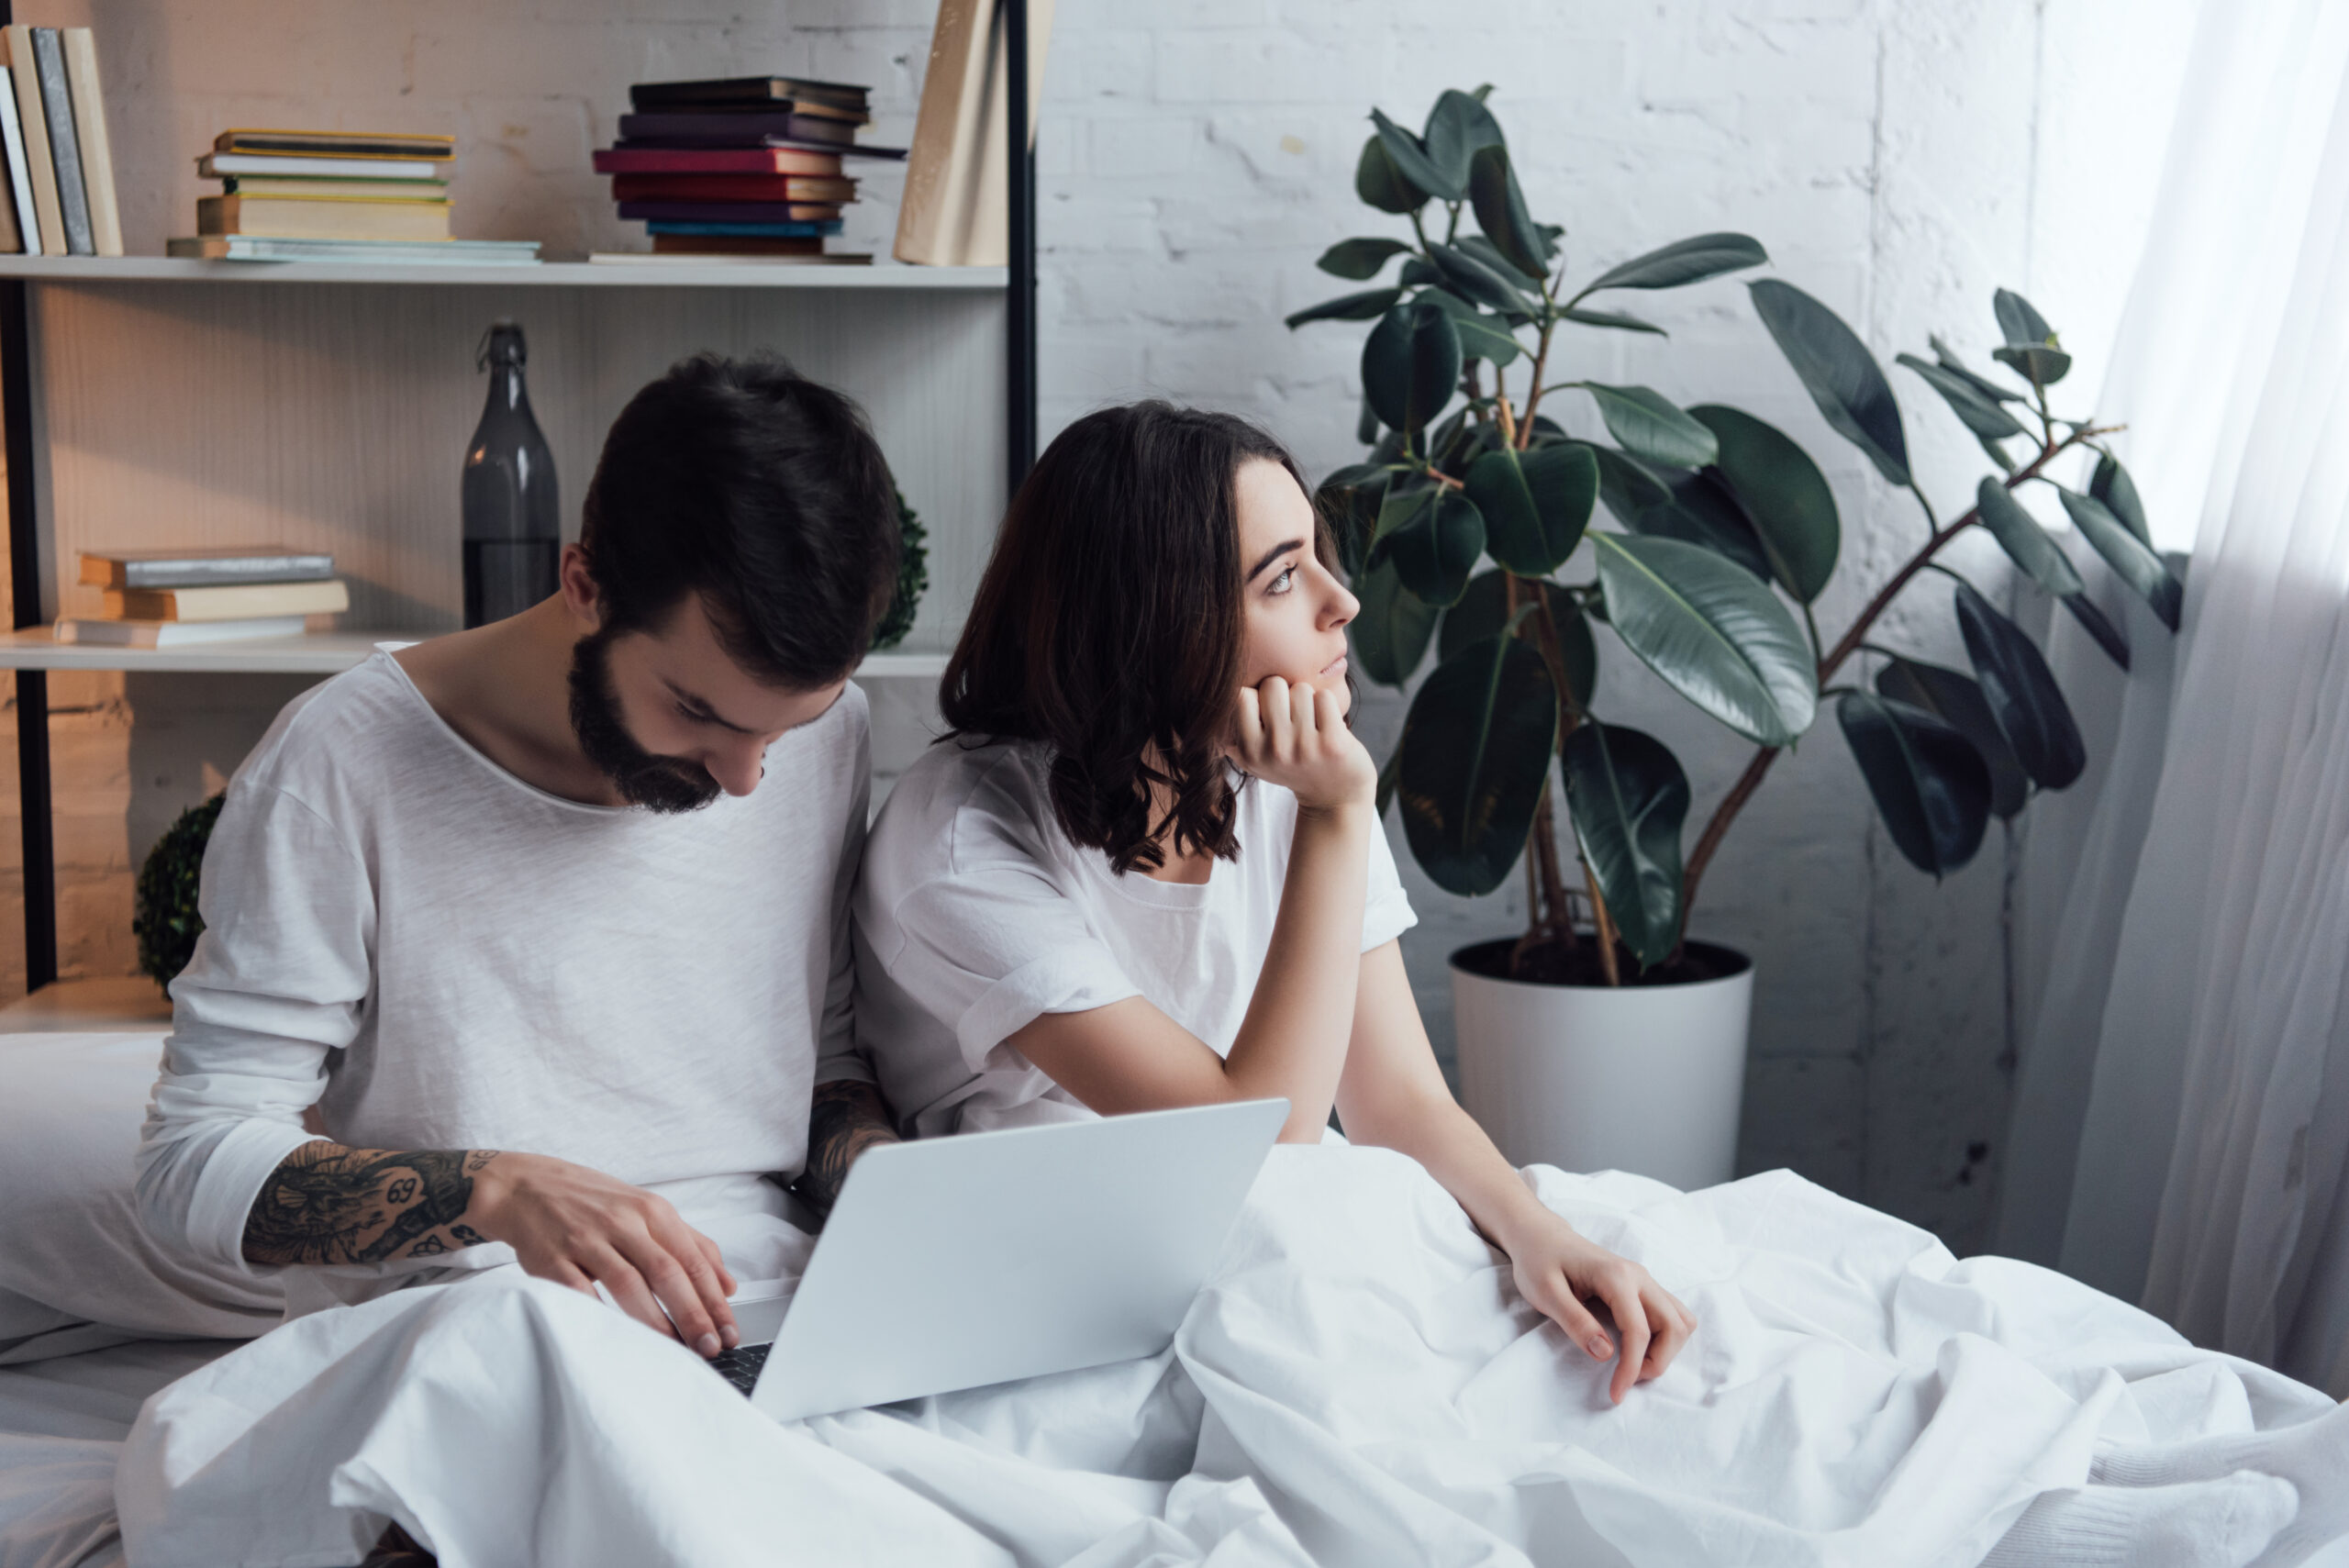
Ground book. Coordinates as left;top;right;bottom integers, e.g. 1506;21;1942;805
618;111;859;146
29;30;87;255
103;579;349;622
60;29;120;257
198;152;448;181
2;29;61;255
223;175;449;200
609;172;855;203
616;200;842;224
55;615;308;648
198;195;452;242
0;68;35;254
896;0;1055;266
651;233;825;256
81;546;334;590
614;134;904;161
642;219;840;238
592;146;841;177
588;250;873;266
214;128;454;161
166;235;540;265
629;77;868;113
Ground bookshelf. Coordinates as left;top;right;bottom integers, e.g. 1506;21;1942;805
0;0;1042;995
0;256;1009;290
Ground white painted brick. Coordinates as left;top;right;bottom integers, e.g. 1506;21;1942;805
1089;116;1207;178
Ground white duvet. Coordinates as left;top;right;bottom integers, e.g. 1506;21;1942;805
72;1144;2342;1568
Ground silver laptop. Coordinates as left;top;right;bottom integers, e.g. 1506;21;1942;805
709;1097;1287;1422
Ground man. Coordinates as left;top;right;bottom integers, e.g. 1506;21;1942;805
128;354;905;1563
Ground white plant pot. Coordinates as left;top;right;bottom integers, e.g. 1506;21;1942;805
1451;939;1753;1191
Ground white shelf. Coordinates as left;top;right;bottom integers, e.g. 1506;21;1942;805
0;628;949;678
0;256;1007;290
0;975;171;1033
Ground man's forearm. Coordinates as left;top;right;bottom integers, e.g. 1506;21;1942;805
243;1140;501;1265
796;1080;898;1217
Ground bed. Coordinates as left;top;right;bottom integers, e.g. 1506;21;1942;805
3;1029;2343;1568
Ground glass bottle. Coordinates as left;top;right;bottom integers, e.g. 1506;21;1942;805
461;320;560;628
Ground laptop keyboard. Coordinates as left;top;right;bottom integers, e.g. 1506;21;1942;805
707;1341;771;1397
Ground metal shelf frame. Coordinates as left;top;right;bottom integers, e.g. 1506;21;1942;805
0;0;1041;989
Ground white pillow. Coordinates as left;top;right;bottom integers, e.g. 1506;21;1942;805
0;1031;280;1354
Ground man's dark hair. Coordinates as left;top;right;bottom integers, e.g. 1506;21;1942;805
578;353;899;687
941;401;1334;875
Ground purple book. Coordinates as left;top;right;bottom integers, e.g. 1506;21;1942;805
618;111;858;146
612;134;907;161
618;200;846;223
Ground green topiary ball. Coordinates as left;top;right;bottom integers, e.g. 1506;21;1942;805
872;484;929;651
134;793;224;989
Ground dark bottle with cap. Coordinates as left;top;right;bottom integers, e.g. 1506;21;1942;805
461;320;560;628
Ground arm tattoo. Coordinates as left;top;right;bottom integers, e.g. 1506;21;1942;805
796;1081;899;1218
242;1140;503;1266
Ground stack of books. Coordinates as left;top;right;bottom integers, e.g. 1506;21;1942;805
589;75;905;265
59;546;350;649
0;25;123;257
167;129;540;266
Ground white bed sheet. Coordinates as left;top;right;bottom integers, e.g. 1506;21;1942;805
6;1147;2344;1568
0;1338;233;1568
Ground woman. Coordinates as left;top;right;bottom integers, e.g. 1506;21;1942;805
855;403;1692;1402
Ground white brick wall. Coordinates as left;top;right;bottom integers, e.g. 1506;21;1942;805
3;0;2188;1253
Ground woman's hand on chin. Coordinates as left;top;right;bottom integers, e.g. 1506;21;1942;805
1505;1212;1697;1405
1231;673;1377;813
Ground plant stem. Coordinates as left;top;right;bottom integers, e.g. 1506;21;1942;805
1583;854;1624;986
1676;425;2100;918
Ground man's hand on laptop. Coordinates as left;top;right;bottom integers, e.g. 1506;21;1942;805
243;1140;740;1357
469;1151;740;1355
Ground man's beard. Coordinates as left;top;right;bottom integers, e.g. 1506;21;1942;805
567;629;723;813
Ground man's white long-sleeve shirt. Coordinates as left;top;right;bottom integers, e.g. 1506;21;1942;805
136;650;872;1279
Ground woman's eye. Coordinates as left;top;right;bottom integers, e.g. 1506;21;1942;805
675;703;705;724
1268;567;1297;595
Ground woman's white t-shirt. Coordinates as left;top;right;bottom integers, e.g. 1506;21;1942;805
853;737;1417;1137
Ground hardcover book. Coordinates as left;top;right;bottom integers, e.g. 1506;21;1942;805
608;172;855;203
617;111;858;146
0;68;27;254
104;579;350;622
615;200;843;224
592;146;844;177
629;77;868;113
1;28;61;255
198;195;451;242
214;129;454;161
80;546;335;590
198;152;449;182
60;29;120;256
28;29;88;255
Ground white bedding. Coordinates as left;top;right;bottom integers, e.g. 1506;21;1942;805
10;1145;2321;1568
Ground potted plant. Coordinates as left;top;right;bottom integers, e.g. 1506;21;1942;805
1289;87;2180;1186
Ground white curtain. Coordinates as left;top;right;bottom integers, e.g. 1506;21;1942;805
1995;0;2349;1398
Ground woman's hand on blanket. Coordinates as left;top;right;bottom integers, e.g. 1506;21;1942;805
1505;1213;1696;1405
469;1151;741;1357
1231;674;1376;812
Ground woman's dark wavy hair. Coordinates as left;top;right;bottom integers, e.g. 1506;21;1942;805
941;401;1335;875
578;352;899;687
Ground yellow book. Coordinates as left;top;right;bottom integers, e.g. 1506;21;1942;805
223;175;447;201
197;195;450;242
103;579;349;622
61;29;119;256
